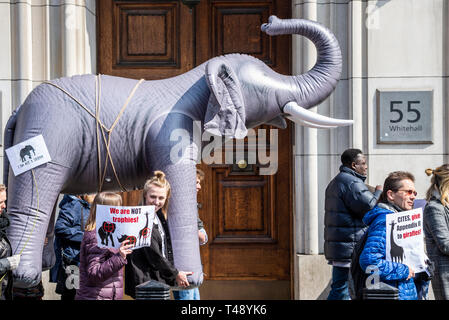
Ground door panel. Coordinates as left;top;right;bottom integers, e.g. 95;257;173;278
97;0;292;299
98;0;194;79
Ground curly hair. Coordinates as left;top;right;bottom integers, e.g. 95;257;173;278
341;148;363;167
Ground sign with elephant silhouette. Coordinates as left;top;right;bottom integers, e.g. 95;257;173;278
385;208;427;273
95;204;155;249
5;134;51;176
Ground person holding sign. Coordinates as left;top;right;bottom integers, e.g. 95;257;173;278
75;192;134;300
125;171;193;299
359;171;421;300
53;194;95;300
424;165;449;300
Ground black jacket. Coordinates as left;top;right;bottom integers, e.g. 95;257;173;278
324;165;381;263
124;210;178;299
0;211;13;300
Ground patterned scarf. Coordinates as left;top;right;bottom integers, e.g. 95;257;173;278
378;201;403;213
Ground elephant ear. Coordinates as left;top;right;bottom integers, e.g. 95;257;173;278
204;58;248;139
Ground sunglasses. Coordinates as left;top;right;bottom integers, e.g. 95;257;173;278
397;189;418;196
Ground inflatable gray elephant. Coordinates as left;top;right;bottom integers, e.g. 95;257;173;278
3;16;352;289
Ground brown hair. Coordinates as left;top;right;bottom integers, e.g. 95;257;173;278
196;168;205;182
425;164;449;206
378;171;415;204
143;170;171;216
0;184;6;193
85;192;122;231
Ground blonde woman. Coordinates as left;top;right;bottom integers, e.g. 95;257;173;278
423;165;449;300
75;192;134;300
125;170;192;299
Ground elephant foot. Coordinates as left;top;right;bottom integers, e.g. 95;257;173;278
12;264;42;290
13;282;45;300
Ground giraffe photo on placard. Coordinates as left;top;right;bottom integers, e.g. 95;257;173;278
95;204;155;250
385;208;427;273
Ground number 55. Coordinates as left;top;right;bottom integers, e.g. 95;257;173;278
389;101;421;123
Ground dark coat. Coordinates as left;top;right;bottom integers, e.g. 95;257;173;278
423;194;449;300
55;195;91;264
324;165;381;263
0;237;13;300
360;205;417;300
125;210;178;299
75;230;127;300
0;211;13;300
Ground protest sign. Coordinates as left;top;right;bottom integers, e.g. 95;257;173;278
95;204;155;249
385;207;426;273
5;134;51;176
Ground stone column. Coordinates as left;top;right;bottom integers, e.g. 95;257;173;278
292;0;351;300
292;0;331;300
349;1;364;151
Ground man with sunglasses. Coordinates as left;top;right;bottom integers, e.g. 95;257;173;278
324;148;383;300
359;171;427;300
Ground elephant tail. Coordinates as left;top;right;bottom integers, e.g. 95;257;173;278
3;104;22;187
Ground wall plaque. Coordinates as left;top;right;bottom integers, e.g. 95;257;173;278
376;89;433;144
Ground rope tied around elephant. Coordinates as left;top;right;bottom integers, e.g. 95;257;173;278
43;75;144;192
1;76;144;287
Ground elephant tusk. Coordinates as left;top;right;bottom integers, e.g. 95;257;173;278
285;116;338;129
283;101;353;127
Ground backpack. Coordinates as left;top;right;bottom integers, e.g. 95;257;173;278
350;230;369;300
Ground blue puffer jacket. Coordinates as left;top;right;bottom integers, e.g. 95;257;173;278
359;204;417;300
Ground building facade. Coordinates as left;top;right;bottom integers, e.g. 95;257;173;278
0;0;447;299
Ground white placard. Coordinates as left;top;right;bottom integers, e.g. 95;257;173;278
5;135;52;176
385;208;427;273
95;204;155;249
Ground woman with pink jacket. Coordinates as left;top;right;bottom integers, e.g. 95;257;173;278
75;192;134;300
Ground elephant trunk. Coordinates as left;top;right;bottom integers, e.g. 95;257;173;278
262;16;342;109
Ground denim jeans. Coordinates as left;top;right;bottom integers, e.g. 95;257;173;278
327;266;351;300
415;280;430;300
173;288;200;300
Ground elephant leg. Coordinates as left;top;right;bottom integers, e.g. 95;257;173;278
146;113;204;287
99;229;104;245
159;163;204;287
42;202;58;271
6;162;69;289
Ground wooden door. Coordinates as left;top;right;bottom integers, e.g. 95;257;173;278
97;0;292;299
